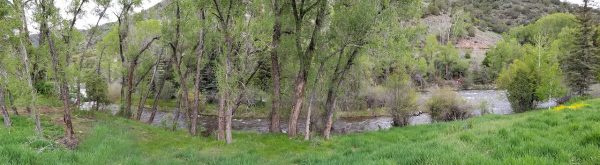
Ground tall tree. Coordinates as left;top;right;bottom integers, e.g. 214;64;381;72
190;7;206;136
39;0;77;147
561;0;599;95
268;0;283;133
288;0;327;137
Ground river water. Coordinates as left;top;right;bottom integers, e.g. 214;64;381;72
81;90;554;134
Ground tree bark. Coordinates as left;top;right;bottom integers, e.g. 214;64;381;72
288;0;328;137
6;90;18;115
16;26;42;135
41;0;77;147
124;37;160;118
323;48;360;139
0;87;12;127
117;2;133;117
269;0;283;133
136;53;162;120
147;59;171;124
169;1;192;133
304;59;328;140
212;0;236;143
191;8;206;136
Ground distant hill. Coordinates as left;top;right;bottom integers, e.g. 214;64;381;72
425;0;579;33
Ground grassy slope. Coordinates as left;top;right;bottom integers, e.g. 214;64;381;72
2;99;600;164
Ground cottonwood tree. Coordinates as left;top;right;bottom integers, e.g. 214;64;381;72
287;0;328;137
321;0;380;139
37;0;79;147
268;0;283;133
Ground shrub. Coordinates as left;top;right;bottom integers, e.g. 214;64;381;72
384;73;418;126
84;73;109;110
426;88;471;121
34;81;54;96
497;61;537;112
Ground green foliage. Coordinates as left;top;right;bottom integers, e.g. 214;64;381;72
482;38;524;78
497;41;567;112
561;4;600;95
84;73;109;105
384;72;418;126
450;9;475;40
497;60;537;112
426;88;471;121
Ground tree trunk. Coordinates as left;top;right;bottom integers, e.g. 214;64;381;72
7;90;18;115
288;0;328;137
191;8;206;136
0;87;12;127
172;92;182;131
17;29;41;135
42;0;77;147
136;56;160;120
217;93;226;140
322;48;360;140
304;62;326;140
269;0;283;133
147;59;171;124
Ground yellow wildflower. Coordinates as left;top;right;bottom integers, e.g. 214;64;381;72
553;102;588;111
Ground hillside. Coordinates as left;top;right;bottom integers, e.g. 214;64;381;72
2;99;600;164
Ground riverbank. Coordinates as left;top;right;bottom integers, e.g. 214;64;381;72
2;98;600;164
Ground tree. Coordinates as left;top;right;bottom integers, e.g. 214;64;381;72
322;0;380;139
385;72;418;126
38;0;77;148
268;0;283;133
497;42;567;112
497;60;538;112
561;0;599;95
288;0;328;138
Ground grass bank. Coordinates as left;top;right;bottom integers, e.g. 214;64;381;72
2;99;600;164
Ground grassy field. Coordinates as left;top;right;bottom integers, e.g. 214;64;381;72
2;99;600;164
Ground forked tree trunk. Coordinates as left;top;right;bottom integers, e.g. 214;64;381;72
323;48;360;140
288;0;327;137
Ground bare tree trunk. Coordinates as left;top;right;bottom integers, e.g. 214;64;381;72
0;87;12;127
191;8;206;136
124;37;159;119
136;55;161;120
147;59;171;124
269;0;282;133
77;5;108;107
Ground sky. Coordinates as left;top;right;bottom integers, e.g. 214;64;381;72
21;0;592;34
25;0;162;33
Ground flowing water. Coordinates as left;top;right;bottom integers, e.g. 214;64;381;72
81;90;556;134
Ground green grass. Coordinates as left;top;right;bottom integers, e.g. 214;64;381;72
2;99;600;164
